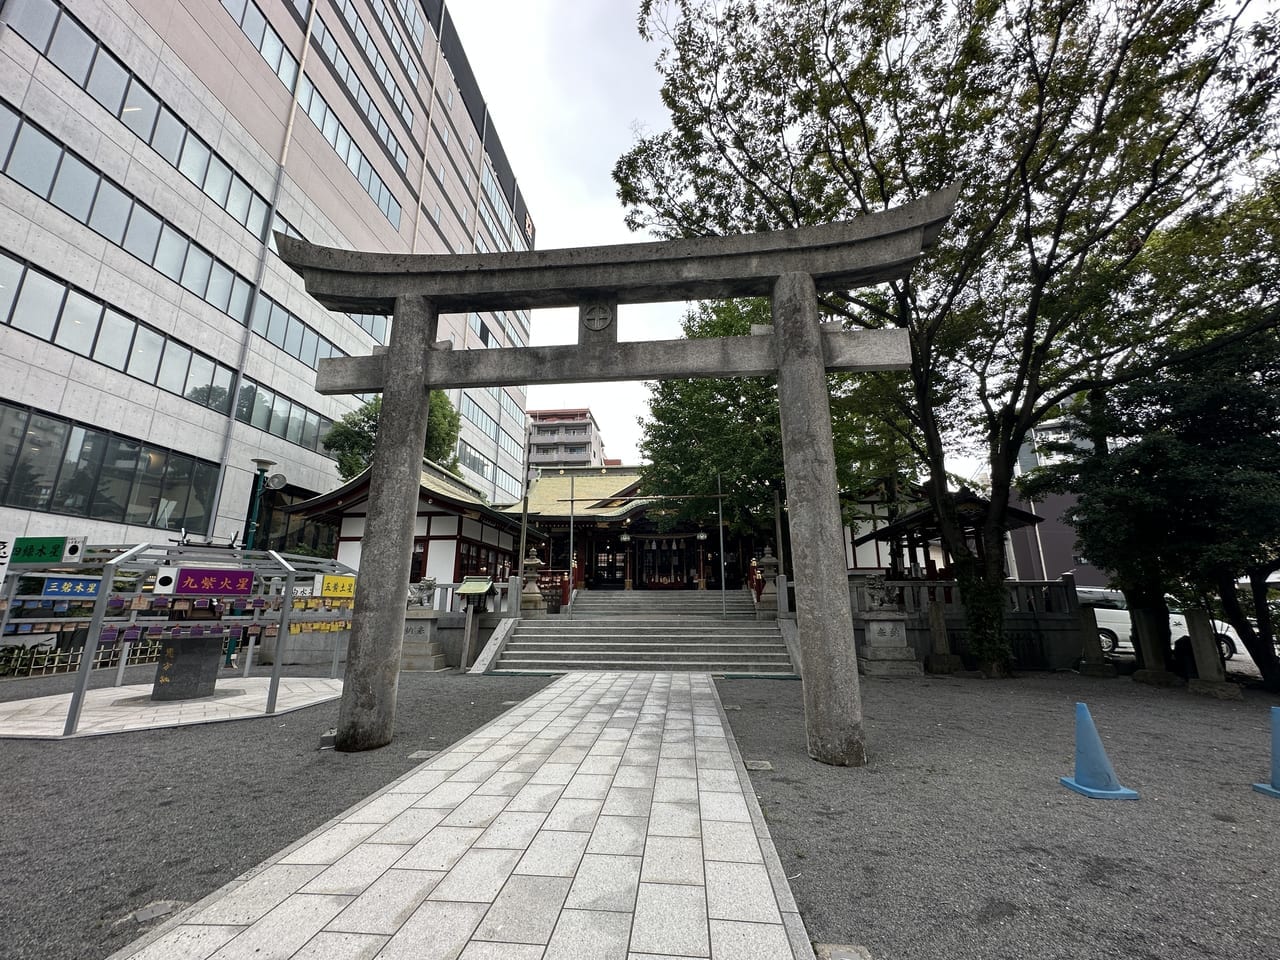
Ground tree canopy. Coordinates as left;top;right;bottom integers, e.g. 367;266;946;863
616;0;1280;667
322;392;461;481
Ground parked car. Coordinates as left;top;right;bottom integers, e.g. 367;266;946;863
1076;587;1238;660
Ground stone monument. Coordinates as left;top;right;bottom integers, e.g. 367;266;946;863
858;576;923;677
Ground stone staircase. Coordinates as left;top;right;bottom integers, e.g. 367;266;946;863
489;590;796;676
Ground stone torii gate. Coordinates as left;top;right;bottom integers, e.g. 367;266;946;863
277;185;958;765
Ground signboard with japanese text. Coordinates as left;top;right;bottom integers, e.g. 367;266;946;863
0;534;12;583
61;536;87;562
174;568;255;596
319;575;356;598
41;577;100;598
11;536;67;565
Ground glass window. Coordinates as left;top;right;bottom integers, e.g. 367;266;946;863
6;123;61;197
126;324;163;381
222;0;248;23
48;151;99;222
0;404;29;498
183;353;215;399
266;302;287;347
149;107;185;165
6;0;59;50
120;80;159;140
226;176;251;224
122;206;162;262
93;308;134;370
46;14;96;85
185;461;219;535
87;178;131;244
301;410;319;450
11;267;64;340
235;381;256;422
206;261;233;312
210;365;234;414
0;105;17;162
155;452;192;530
269;393;290;436
203;155;232;206
53;288;101;356
49;425;107;516
86;50;130;115
241;3;266;48
124;446;166;525
228;276;252;324
153;224;188;281
278;51;297;92
177;135;210;186
300;327;319;367
180;244;212;297
183;352;214;402
286;406;304;444
5;411;69;509
283;314;303;357
87;436;137;522
156;340;191;393
259;24;283;72
250;294;271;336
246;194;268;238
251;385;273;430
0;255;22;324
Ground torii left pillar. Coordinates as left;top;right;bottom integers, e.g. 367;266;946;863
336;294;436;751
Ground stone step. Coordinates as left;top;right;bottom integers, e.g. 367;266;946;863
502;646;791;658
511;628;780;638
491;658;796;675
402;639;449;672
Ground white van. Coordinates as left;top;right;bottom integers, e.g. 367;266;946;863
1076;587;1238;660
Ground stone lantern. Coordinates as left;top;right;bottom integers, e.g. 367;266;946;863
520;547;546;618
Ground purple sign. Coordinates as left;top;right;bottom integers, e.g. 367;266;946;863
174;568;255;596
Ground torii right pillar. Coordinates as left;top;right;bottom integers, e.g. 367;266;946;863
774;272;867;766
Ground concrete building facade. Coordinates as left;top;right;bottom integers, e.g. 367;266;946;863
526;408;605;469
0;0;533;553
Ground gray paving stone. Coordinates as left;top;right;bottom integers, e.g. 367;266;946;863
695;768;740;792
640;835;704;886
475;771;531;796
458;942;545;959
700;821;763;864
397;826;484;871
630;883;710;957
705;861;782;924
655;758;695;779
586;814;649;857
588;738;627;756
652;777;699;804
206;893;352;960
291;931;388;959
514;830;591;877
447;760;506;783
693;752;734;771
442;794;513;829
619;748;659;767
577;754;623;775
562;772;614;799
547;745;590;764
421;752;474;771
428;847;523;904
325;868;445;935
416;779;482;809
301;843;411;895
648;801;701;838
709;918;794;958
507;782;566;812
564;853;642;912
472;810;547;850
343;791;421;824
387;768;452;793
600;785;653;818
500;754;548;774
544;796;604;832
611;765;656;789
375;900;487;960
279;823;382;866
127;924;242;960
659;743;695;759
529;762;579;785
367;807;449;845
543;907;632;960
473;874;571;944
698;791;751;823
193;863;325;925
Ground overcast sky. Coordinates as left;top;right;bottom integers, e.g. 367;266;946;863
447;0;685;464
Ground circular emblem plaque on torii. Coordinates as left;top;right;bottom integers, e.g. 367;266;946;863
582;303;613;331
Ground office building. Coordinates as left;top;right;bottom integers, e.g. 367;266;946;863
0;0;534;555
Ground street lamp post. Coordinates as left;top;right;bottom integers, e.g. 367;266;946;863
696;530;708;590
246;458;276;551
620;531;632;590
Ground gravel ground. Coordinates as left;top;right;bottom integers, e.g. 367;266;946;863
0;666;554;960
1;664;1277;960
718;671;1280;960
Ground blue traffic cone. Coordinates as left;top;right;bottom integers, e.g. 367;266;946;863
1060;702;1138;800
1253;706;1280;800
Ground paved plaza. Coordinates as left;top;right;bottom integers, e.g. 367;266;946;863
0;677;343;739
111;672;812;960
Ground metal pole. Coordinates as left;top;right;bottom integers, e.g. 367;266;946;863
517;468;534;587
774;487;787;579
568;472;575;593
717;474;726;617
64;543;148;736
246;461;273;550
266;553;295;714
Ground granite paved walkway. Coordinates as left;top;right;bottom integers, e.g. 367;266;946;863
0;677;343;738
112;671;815;960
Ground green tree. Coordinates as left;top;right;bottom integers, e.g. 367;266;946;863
615;0;1280;670
322;392;461;481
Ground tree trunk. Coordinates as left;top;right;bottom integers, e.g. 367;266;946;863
1218;569;1280;691
954;555;1009;675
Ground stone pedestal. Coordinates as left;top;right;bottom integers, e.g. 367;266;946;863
151;635;222;700
1185;609;1243;700
1132;608;1182;686
1076;605;1118;678
402;610;447;671
924;601;963;674
858;613;922;677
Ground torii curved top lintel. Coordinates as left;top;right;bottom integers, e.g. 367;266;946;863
276;184;960;315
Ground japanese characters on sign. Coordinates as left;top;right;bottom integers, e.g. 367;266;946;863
319;575;356;598
173;568;256;596
10;536;68;565
41;577;101;598
0;534;11;583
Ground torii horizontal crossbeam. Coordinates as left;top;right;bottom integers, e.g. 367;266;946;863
315;328;910;394
275;186;959;315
